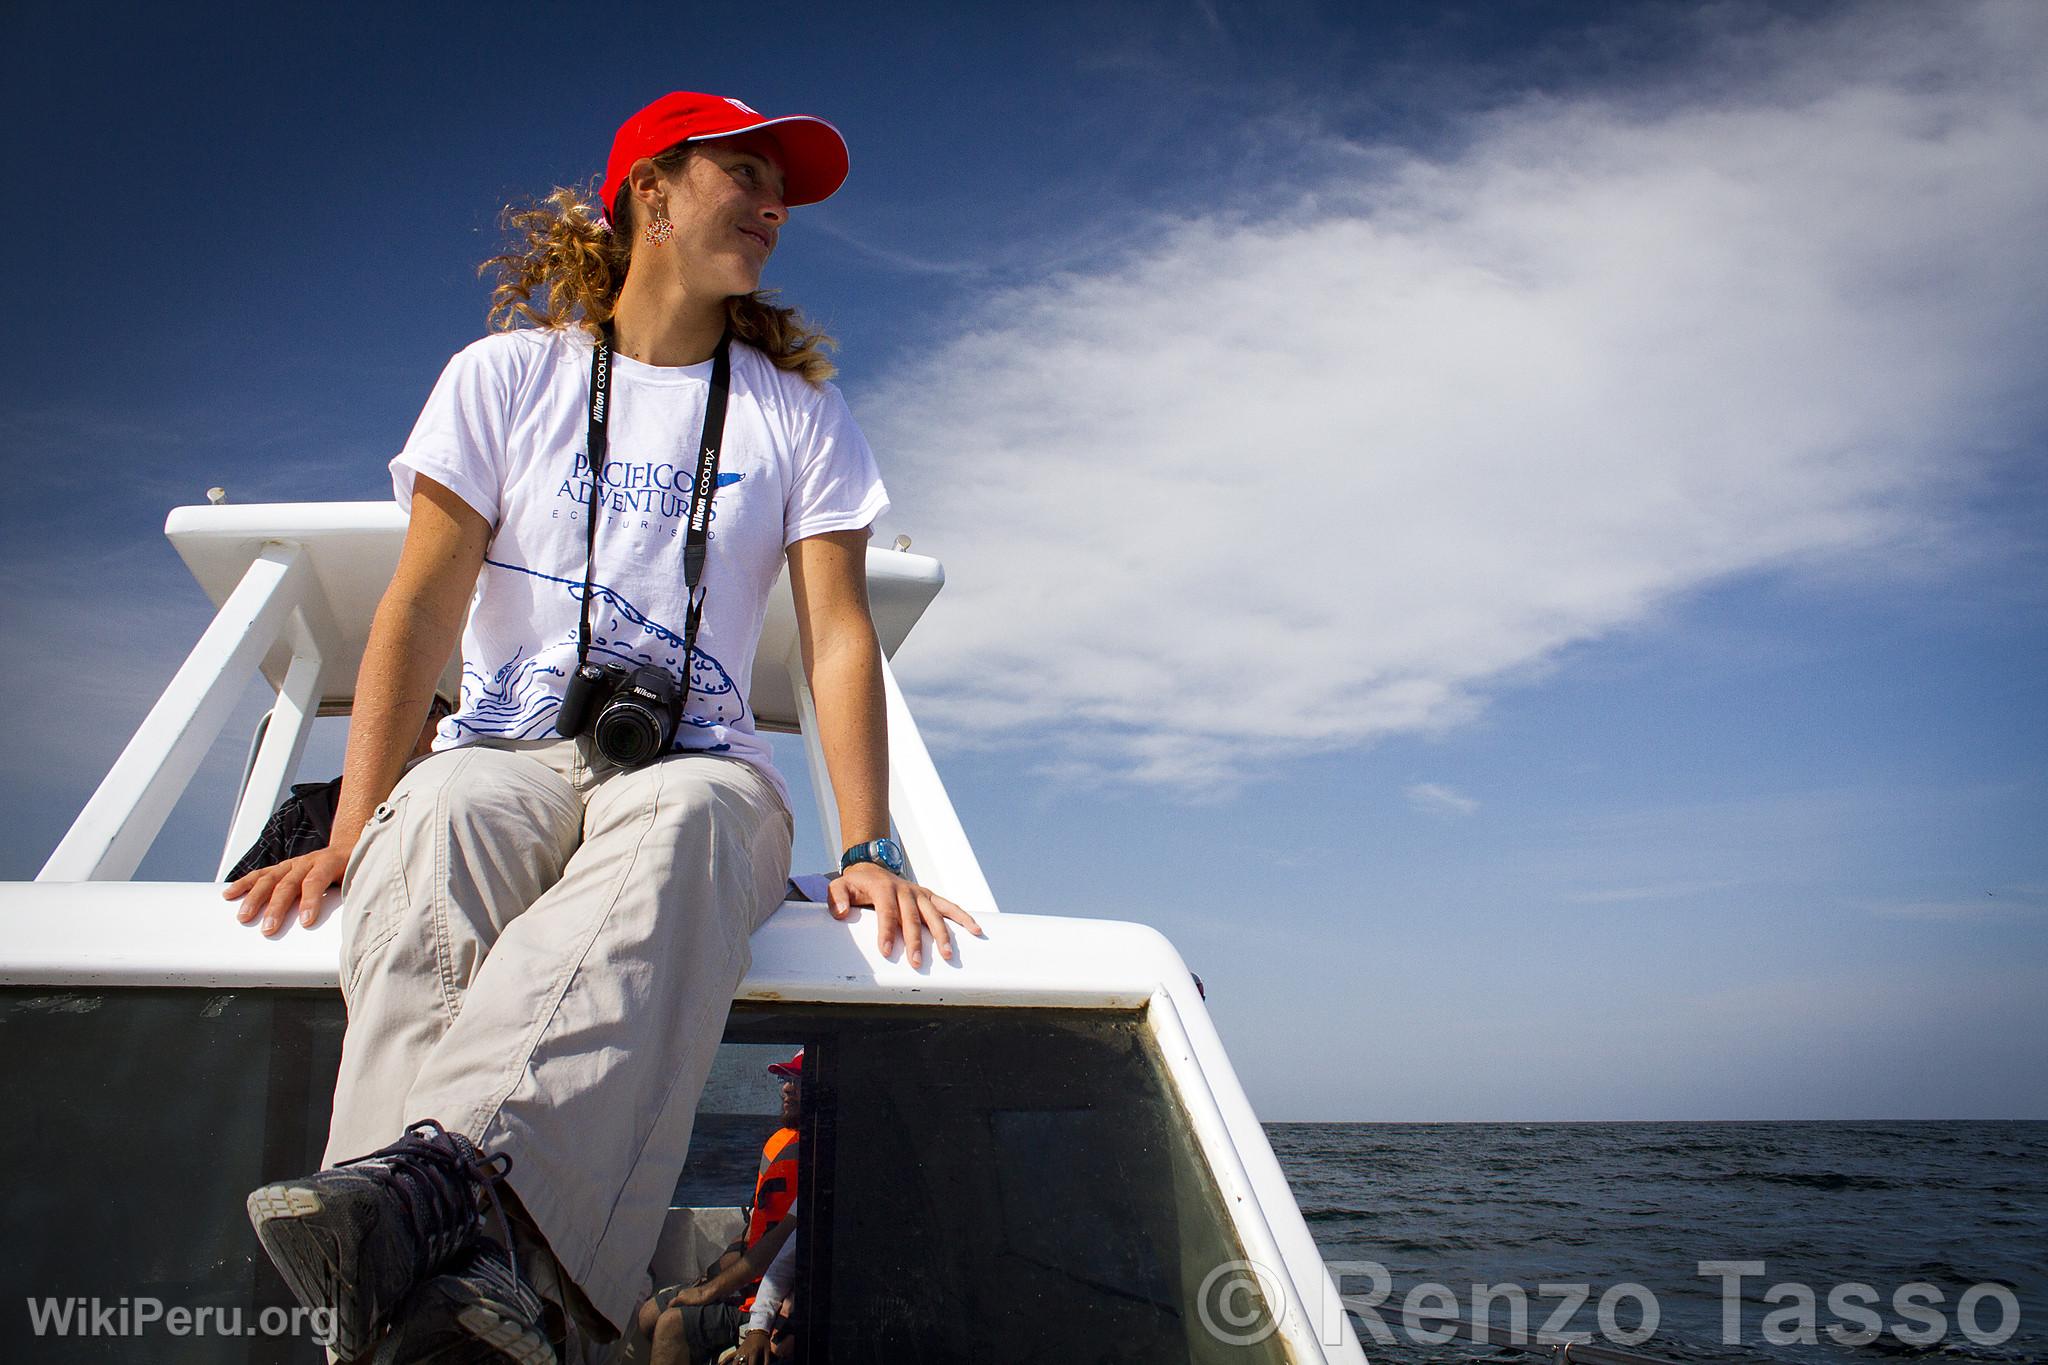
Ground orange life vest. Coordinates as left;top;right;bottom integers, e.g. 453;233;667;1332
746;1125;799;1249
740;1126;799;1311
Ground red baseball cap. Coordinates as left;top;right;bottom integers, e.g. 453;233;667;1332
601;92;849;221
768;1048;804;1081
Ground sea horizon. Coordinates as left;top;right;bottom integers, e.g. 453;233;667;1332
1269;1117;2041;1363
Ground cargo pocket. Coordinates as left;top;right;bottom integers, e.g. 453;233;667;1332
339;790;410;1002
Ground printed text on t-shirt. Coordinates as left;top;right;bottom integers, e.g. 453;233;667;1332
557;452;744;520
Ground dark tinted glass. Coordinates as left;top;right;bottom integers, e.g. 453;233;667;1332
1;991;1285;1364
0;987;342;1362
724;1003;1288;1365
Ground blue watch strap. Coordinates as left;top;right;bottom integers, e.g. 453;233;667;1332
840;837;905;875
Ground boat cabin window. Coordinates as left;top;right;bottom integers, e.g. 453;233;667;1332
0;990;1284;1363
0;987;343;1362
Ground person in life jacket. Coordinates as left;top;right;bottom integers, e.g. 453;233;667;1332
640;1049;805;1363
744;1050;802;1252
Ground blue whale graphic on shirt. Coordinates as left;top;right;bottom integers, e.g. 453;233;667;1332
448;558;743;749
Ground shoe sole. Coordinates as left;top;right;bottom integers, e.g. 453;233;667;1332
247;1183;380;1358
458;1304;557;1364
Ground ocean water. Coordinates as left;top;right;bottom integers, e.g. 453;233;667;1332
1267;1121;2045;1364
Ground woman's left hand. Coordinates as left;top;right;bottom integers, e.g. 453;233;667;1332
828;863;982;968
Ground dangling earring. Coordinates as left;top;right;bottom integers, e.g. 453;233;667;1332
643;213;674;246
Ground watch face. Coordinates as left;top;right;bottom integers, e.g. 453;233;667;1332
842;839;906;874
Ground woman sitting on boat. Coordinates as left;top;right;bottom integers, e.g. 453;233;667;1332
223;90;978;1365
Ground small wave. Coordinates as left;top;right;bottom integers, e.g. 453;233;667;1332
1370;1238;1451;1255
1300;1206;1369;1222
1712;1168;1900;1191
1907;1262;2017;1290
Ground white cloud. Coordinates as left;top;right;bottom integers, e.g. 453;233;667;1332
1404;782;1478;819
868;2;2048;790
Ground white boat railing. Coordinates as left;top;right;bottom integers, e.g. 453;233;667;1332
39;541;332;883
793;649;998;921
34;504;999;924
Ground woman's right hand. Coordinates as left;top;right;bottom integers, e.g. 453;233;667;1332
220;481;486;941
224;845;351;936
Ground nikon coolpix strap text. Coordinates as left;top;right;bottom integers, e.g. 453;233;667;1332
576;331;734;679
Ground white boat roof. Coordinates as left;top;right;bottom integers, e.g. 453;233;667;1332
0;884;1363;1361
0;880;1159;999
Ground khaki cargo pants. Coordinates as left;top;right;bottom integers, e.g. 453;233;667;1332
325;737;793;1342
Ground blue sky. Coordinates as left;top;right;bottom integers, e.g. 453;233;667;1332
2;1;2042;1119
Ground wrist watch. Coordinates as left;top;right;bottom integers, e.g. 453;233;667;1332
839;837;905;877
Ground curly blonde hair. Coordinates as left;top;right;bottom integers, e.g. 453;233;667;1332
481;145;836;383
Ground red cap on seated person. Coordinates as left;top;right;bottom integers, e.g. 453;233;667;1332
601;92;850;220
767;1049;803;1081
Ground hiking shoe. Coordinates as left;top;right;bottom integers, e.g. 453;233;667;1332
246;1120;507;1359
372;1239;556;1365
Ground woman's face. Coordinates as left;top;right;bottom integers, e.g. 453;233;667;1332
651;132;790;299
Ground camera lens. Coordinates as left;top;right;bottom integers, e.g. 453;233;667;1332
593;703;664;768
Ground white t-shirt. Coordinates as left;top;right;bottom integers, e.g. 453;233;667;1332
391;327;887;808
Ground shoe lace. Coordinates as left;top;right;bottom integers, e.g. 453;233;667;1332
342;1120;520;1284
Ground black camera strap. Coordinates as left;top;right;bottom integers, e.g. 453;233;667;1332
577;328;734;690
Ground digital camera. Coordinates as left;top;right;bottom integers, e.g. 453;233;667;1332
556;661;684;769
